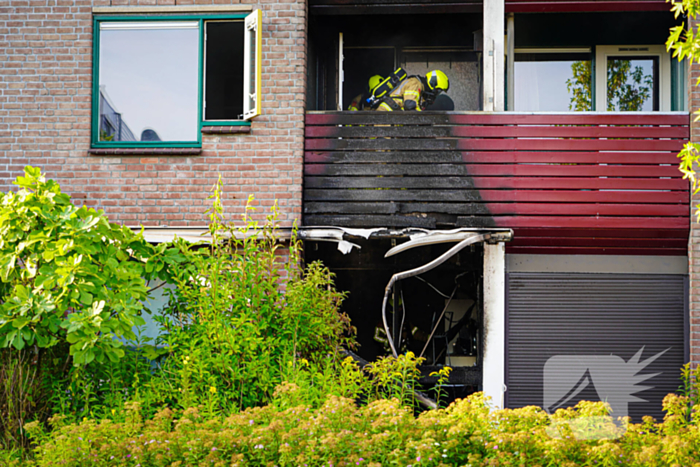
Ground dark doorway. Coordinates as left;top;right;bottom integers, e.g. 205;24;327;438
343;47;396;110
305;237;484;399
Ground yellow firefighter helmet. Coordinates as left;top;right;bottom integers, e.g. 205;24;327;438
368;75;384;93
426;70;449;92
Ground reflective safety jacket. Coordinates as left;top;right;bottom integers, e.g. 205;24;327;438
347;93;365;111
376;77;423;111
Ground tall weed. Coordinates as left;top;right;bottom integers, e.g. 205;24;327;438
142;179;356;413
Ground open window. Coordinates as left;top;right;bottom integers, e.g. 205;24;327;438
204;21;244;122
243;9;262;120
92;10;262;148
595;45;670;112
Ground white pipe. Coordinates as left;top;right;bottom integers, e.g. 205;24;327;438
381;234;490;357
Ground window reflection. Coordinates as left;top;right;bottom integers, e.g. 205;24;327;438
514;53;591;111
98;22;199;142
606;57;658;111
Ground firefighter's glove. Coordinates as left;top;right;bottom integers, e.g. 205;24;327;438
404;100;418;111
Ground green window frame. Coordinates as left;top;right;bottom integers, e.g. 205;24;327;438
91;12;261;149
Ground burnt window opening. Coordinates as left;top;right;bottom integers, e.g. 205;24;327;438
305;238;485;402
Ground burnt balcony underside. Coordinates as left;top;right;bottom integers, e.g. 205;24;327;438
308;0;670;15
303;111;690;255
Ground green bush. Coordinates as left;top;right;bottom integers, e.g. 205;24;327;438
137;180;357;415
0;167;186;449
16;387;700;467
0;167;179;363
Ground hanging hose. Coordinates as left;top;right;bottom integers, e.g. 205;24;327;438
381;233;489;357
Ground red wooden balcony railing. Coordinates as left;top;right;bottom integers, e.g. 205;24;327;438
304;111;690;255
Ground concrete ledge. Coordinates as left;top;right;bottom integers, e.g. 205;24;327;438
89;147;202;156
93;5;253;14
201;126;251;135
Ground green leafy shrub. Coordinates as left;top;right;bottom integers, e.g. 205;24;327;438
0;167;186;449
0;167;177;363
20;389;700;467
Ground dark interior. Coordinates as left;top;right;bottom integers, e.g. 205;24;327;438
205;21;245;121
307;13;482;110
305;238;483;368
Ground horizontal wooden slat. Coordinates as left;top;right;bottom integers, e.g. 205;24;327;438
305;214;688;230
305;176;687;190
508;236;688;248
505;247;687;256
305;124;689;139
306;151;682;165
304;202;688;217
305;214;439;228
513;228;689;239
505;1;671;13
305;111;690;126
304;189;689;204
305;163;682;178
475;216;689;229
305;137;684;151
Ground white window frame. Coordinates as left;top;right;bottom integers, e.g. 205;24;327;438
243;9;262;120
595;45;671;112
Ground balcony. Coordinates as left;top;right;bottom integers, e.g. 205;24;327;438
303;111;690;255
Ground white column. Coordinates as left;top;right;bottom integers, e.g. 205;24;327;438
483;242;506;409
506;13;515;111
338;32;344;111
483;0;505;111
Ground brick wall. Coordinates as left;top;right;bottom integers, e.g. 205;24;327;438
691;18;699;367
0;0;306;227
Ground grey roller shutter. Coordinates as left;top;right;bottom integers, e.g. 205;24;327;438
506;273;687;422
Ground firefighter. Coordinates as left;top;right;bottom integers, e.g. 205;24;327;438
376;70;449;111
348;74;384;111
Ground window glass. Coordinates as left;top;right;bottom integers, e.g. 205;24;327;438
98;22;199;143
606;56;658;111
205;21;244;121
514;53;591;111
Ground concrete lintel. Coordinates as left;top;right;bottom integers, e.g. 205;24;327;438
93;5;253;15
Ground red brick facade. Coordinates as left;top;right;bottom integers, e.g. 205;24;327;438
690;20;700;368
0;0;306;227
